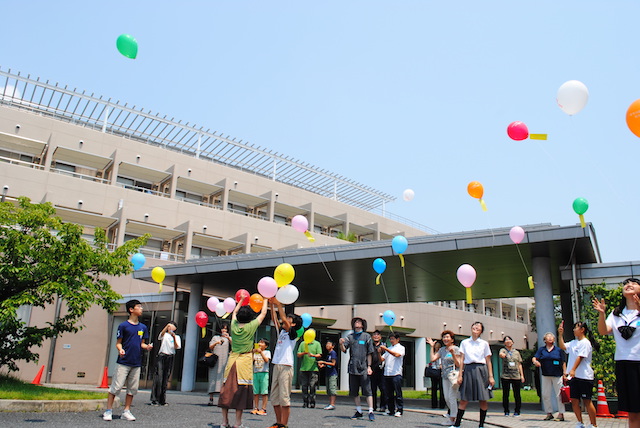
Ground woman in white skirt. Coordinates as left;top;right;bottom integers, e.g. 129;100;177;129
208;323;231;405
451;322;494;428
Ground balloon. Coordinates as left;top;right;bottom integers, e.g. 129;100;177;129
295;326;304;338
206;296;220;313
301;313;313;328
116;34;138;59
467;181;484;199
274;263;295;287
382;310;396;326
257;276;278;298
391;236;408;254
303;328;316;344
275;284;299;305
626;99;640;138
215;302;226;317
291;215;309;233
402;189;415;202
507;121;529;141
223;297;236;314
572;197;589;215
509;226;525;244
557;80;589;115
456;264;476;288
372;258;387;274
131;253;146;271
151;266;165;283
195;311;208;328
235;289;250;306
249;293;264;313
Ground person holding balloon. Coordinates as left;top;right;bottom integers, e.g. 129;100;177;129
297;329;322;408
208;323;232;406
150;321;181;406
217;296;269;428
380;332;406;418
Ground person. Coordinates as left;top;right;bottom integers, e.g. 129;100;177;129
425;340;446;410
103;299;153;422
558;320;599;428
450;321;494;428
370;330;388;412
297;336;322;408
208;323;232;406
267;298;302;428
427;330;460;426
150;321;181;406
380;332;405;417
339;317;376;422
217;297;269;428
593;278;640;428
532;332;566;421
317;340;338;410
498;335;524;417
251;338;271;416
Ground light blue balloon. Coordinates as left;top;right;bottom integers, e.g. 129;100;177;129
131;253;146;271
301;313;312;328
383;310;396;326
373;258;386;274
391;236;408;254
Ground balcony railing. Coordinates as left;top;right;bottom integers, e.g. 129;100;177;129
0;155;44;170
50;167;110;184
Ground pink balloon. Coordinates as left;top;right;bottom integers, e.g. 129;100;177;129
509;226;525;244
206;296;220;312
456;264;476;288
291;215;309;233
507;121;529;141
223;297;236;314
257;276;278;298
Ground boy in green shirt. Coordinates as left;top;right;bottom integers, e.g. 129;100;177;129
297;339;322;408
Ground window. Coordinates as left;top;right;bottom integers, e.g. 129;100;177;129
52;161;76;172
190;246;220;259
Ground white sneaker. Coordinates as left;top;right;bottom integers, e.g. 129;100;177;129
102;409;112;421
575;423;585;428
394;411;402;417
121;410;136;421
441;419;453;426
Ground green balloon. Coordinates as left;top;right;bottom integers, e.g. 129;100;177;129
572;197;589;215
296;326;304;338
116;34;138;59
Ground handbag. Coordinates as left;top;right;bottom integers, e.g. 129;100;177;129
560;385;570;404
425;364;441;378
447;369;459;386
199;352;219;368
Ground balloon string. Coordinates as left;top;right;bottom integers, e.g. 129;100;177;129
401;265;410;303
314;247;334;282
379;277;390;305
515;244;531;276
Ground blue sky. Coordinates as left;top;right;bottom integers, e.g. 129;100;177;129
2;1;640;263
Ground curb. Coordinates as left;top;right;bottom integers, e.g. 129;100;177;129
0;396;120;413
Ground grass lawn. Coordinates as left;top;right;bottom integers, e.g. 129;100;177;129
0;375;107;400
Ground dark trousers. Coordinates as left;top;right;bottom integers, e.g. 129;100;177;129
151;353;174;405
428;375;445;408
370;369;387;410
501;378;522;413
384;375;403;414
299;371;319;406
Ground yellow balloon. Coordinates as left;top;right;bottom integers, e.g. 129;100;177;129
274;263;295;288
303;328;316;344
151;266;165;284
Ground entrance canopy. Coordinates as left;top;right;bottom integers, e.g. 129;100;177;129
134;223;600;305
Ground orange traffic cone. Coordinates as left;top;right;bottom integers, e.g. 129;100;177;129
616;410;629;419
97;367;109;388
595;380;614;418
31;365;45;385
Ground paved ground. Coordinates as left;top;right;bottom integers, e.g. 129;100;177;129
0;386;629;428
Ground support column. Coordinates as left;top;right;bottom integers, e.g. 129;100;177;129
415;337;427;391
339;330;351;391
181;282;203;392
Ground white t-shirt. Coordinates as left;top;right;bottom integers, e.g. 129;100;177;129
253;349;271;373
606;309;640;361
565;338;594;380
460;337;491;364
382;343;405;377
272;329;297;366
157;332;181;355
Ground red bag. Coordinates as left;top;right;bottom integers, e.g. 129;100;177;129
560;385;570;404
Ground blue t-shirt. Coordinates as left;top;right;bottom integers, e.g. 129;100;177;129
116;320;149;367
325;350;338;377
534;345;565;377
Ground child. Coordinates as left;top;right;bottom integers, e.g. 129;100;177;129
317;340;338;410
103;299;153;421
251;338;271;416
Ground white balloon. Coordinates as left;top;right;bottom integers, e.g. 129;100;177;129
276;284;299;305
402;189;415;202
215;302;226;317
557;80;589;115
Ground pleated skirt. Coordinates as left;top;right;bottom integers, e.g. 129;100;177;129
459;363;492;402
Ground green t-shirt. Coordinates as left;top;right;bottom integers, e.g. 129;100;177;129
231;318;260;354
297;340;322;372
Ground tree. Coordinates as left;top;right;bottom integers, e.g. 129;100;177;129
528;295;563;332
0;197;149;371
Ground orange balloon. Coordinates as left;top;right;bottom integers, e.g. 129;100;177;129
249;293;264;313
467;181;484;199
626;99;640;138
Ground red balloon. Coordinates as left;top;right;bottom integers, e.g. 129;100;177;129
507;121;529;141
235;289;250;306
195;311;209;328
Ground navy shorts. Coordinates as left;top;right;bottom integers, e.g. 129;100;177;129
568;377;593;400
